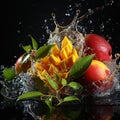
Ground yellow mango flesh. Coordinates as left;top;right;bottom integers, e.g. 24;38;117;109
35;36;79;90
61;36;72;51
51;44;60;55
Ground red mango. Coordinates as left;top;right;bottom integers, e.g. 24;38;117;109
84;34;112;62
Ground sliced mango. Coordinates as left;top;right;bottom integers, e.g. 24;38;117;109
64;45;72;56
37;70;47;81
49;54;61;65
60;48;68;60
62;36;72;51
51;44;60;55
36;62;43;71
41;56;50;63
48;64;58;75
66;55;76;68
40;58;50;70
58;59;67;71
35;36;79;90
58;71;69;78
72;49;79;60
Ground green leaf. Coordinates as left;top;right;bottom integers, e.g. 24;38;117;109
61;78;67;86
63;96;80;103
30;35;38;50
54;73;60;81
22;45;32;52
35;44;54;60
45;97;53;112
3;68;15;80
68;82;83;90
45;73;59;90
17;91;44;101
69;54;95;80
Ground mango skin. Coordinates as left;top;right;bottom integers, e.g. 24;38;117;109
80;60;113;92
85;34;112;62
15;53;31;74
84;60;111;83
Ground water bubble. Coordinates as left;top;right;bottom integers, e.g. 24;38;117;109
18;21;22;25
88;20;93;24
14;56;17;59
67;4;73;11
106;18;112;24
17;30;21;34
65;13;71;16
45;26;51;34
105;34;111;40
99;23;105;32
74;2;81;8
105;0;114;6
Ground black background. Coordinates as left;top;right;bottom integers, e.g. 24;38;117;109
1;0;120;66
0;0;120;119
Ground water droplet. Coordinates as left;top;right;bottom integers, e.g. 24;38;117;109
44;19;47;23
99;23;105;32
105;0;114;6
65;13;71;16
17;30;21;34
18;21;22;25
88;20;93;24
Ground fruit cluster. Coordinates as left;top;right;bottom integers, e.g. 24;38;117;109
79;34;114;93
14;33;114;95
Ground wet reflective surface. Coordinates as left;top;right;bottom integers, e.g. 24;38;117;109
0;96;120;120
0;0;120;119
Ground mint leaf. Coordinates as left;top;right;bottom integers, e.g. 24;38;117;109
61;78;67;86
35;44;54;60
30;35;38;50
63;96;80;103
3;68;15;80
22;45;32;52
68;82;83;90
45;97;53;112
17;91;44;101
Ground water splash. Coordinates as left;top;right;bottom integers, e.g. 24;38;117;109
47;9;96;58
0;0;120;119
1;6;119;101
